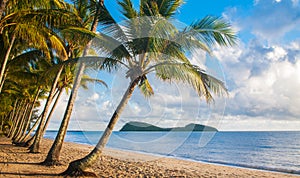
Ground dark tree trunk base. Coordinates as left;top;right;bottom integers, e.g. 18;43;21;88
28;149;40;153
28;144;40;153
28;147;40;153
12;141;28;147
28;144;33;150
60;160;98;177
40;160;63;166
60;168;97;177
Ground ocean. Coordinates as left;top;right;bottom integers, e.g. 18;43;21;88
44;131;300;174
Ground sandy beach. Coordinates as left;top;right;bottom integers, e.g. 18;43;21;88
0;136;299;177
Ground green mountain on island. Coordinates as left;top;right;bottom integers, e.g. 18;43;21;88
120;121;218;132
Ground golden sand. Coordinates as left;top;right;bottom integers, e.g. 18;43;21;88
0;137;298;177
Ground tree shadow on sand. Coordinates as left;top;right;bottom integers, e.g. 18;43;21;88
0;161;39;165
0;172;61;177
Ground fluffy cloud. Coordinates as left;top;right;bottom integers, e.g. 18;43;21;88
214;38;300;125
212;1;300;130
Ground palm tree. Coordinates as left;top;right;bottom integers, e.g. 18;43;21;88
1;53;52;141
0;43;56;142
0;0;79;93
41;0;106;165
61;0;237;176
25;1;94;153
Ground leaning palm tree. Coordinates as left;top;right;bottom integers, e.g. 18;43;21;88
61;0;237;176
41;0;106;165
26;2;92;153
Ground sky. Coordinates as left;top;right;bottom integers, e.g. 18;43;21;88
48;0;300;131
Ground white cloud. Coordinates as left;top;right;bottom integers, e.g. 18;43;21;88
243;59;300;115
289;41;300;50
219;115;300;131
91;93;99;100
190;49;207;70
214;38;300;125
266;46;287;61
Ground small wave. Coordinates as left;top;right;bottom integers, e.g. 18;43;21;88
257;145;274;149
199;160;300;175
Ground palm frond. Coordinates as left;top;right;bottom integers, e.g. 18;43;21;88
139;0;183;18
21;9;83;29
6;71;40;84
152;61;227;103
174;30;211;54
48;33;68;60
60;26;98;49
7;50;44;67
5;0;50;11
81;75;108;88
138;75;154;97
157;0;183;18
118;0;138;19
13;23;50;58
91;32;131;61
188;16;237;47
46;56;127;75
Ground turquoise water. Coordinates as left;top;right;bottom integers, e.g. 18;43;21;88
44;131;300;174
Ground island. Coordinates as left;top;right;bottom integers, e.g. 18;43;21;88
119;121;218;132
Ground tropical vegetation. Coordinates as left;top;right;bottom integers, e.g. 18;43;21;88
0;0;237;177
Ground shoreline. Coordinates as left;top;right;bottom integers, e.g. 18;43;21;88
0;136;299;177
105;146;300;177
105;145;300;176
45;131;300;176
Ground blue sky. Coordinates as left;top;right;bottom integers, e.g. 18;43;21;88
48;0;300;131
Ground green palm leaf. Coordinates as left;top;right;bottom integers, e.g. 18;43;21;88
118;0;138;19
188;16;237;47
153;61;227;103
138;75;154;97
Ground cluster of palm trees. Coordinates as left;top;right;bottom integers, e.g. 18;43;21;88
0;0;237;176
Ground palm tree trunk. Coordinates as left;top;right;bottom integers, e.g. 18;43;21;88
0;34;15;93
19;114;42;144
9;100;24;139
13;102;30;142
18;90;56;146
43;0;104;165
61;77;140;176
0;71;7;92
42;89;63;133
30;66;63;153
43;62;85;165
28;89;62;149
17;88;41;143
14;103;35;143
25;133;35;147
13;108;28;142
0;115;3;132
7;100;18;137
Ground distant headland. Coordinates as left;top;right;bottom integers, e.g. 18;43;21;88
119;121;218;132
